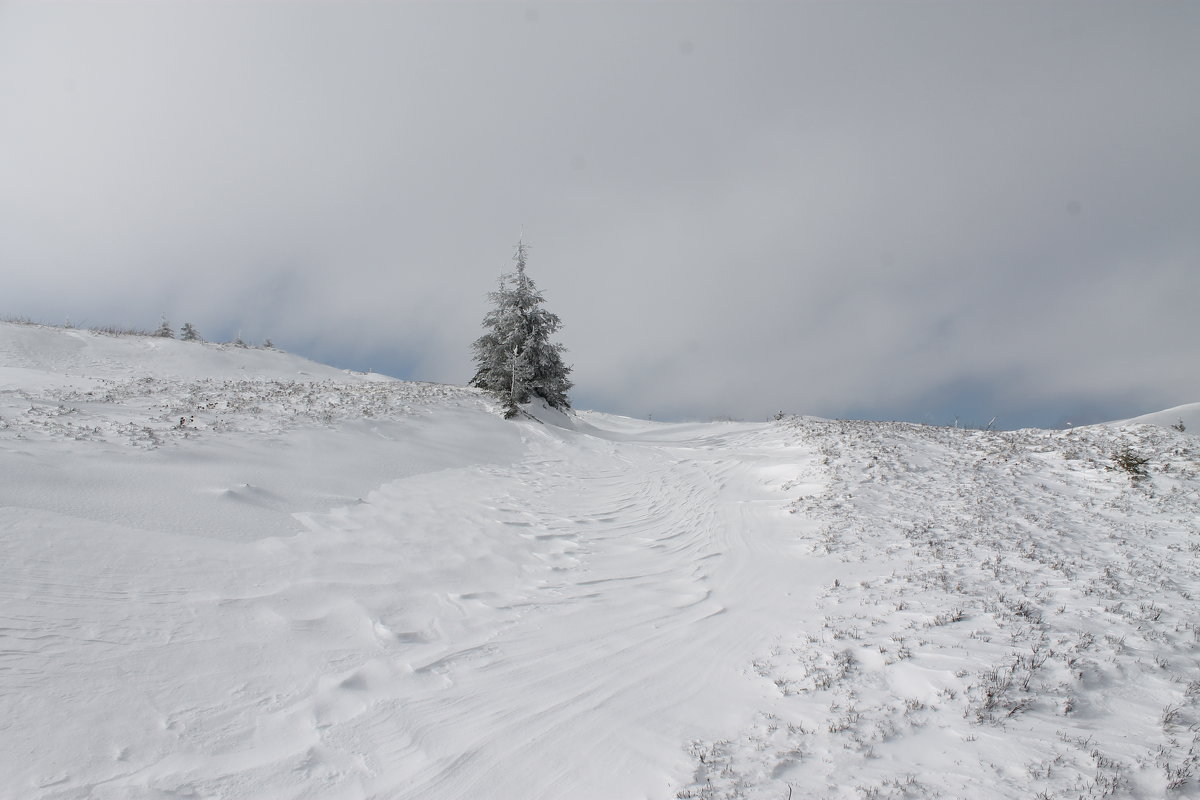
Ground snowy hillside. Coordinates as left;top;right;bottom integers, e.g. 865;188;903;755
1116;402;1200;434
2;321;1198;800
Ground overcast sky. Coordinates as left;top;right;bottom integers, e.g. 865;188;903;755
2;1;1197;427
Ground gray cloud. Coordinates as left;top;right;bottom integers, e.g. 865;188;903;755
2;1;1197;427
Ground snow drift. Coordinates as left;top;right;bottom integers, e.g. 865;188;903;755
1;321;1198;799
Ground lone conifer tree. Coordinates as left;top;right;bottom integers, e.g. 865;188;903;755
470;241;572;417
179;322;202;341
154;315;174;338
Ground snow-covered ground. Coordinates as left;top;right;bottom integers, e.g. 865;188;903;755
1;321;1197;799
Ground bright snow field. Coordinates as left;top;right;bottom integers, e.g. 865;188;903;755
1;322;1198;799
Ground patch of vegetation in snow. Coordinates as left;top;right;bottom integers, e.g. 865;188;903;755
678;418;1200;800
0;377;485;448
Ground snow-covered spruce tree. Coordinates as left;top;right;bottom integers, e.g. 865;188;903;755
470;241;572;418
179;322;202;341
154;316;174;338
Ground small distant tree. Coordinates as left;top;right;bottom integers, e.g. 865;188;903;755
1111;447;1150;481
154;315;174;338
179;322;202;341
470;241;572;417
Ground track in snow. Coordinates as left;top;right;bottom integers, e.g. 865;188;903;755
3;412;830;800
370;424;829;800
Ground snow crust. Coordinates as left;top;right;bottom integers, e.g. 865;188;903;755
2;321;1198;799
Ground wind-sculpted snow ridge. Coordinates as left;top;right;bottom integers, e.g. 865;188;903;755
676;417;1200;800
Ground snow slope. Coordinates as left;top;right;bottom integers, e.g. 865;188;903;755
1116;402;1200;434
2;321;1198;799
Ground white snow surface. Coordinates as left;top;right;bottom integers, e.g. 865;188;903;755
1115;402;1200;434
2;321;1199;799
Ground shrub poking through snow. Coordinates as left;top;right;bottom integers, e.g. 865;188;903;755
679;416;1200;799
1111;447;1150;480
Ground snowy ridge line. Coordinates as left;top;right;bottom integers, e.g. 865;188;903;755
677;417;1200;799
0;376;485;447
